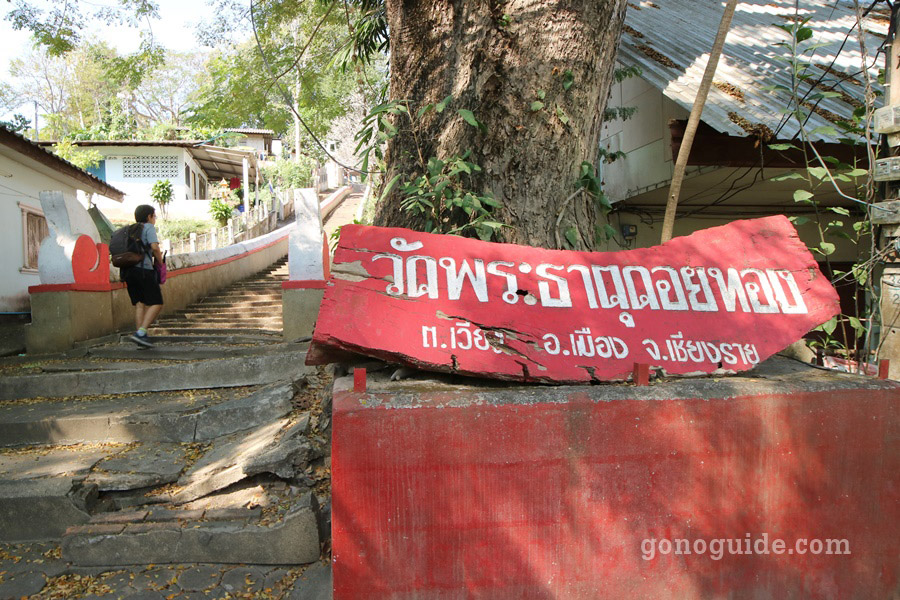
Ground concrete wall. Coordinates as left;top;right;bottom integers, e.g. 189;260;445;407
595;212;865;264
0;153;81;312
332;366;900;599
282;187;337;341
600;74;689;203
26;225;290;354
597;73;865;262
87;147;210;222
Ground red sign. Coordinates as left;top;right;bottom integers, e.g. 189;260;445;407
308;216;840;383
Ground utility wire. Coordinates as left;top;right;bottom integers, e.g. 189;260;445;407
249;0;376;173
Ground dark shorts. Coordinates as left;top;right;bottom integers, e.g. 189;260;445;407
123;267;164;306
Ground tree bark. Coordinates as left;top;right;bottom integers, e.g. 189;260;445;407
374;0;627;250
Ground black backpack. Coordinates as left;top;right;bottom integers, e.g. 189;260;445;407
109;223;146;268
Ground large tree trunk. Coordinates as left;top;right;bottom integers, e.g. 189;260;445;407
373;0;627;249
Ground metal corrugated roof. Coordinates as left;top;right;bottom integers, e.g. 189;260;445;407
0;127;125;200
618;0;887;143
39;140;204;147
223;128;275;136
35;139;260;181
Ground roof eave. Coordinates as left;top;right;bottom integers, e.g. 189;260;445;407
0;129;125;201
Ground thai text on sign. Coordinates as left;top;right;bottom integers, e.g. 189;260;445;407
308;216;840;383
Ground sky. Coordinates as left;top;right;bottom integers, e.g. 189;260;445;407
1;0;214;121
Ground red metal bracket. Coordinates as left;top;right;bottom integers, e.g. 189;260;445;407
633;363;650;386
353;367;367;392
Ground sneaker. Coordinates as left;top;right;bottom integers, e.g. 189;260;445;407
129;332;155;348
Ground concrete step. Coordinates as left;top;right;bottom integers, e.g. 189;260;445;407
0;445;114;540
122;333;285;344
173;414;313;505
204;294;283;303
210;288;283;297
0;381;296;446
0;349;308;400
228;287;283;294
161;315;282;324
154;324;283;333
161;324;284;332
88;343;301;361
152;326;282;336
178;306;281;316
232;282;284;289
62;493;320;566
7;359;159;374
200;297;282;306
192;299;282;309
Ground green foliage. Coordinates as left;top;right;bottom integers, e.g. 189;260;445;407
771;15;877;362
602;106;638;122
5;0;160;56
100;38;165;91
263;157;316;190
597;64;641;166
0;114;31;133
398;152;503;240
334;0;389;70
50;139;102;170
189;0;382;160
357;97;503;240
208;198;235;227
150;180;173;216
576;161;611;211
69;97;139;141
614;65;643;83
598;147;627;165
156;217;216;240
556;162;615;250
7;41;208;140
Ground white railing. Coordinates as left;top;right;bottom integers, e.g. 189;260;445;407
160;196;286;257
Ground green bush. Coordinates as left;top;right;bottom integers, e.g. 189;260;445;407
156;217;217;240
150;180;173;216
209;198;234;226
263;157;315;190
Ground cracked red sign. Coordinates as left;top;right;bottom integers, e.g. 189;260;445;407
307;216;840;383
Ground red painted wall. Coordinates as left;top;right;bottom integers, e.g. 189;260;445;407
332;383;900;599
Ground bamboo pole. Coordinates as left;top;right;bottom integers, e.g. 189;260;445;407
659;0;739;243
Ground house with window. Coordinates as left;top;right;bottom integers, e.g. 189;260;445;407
598;0;884;257
223;128;276;158
0;126;124;313
593;0;885;343
36;140;260;222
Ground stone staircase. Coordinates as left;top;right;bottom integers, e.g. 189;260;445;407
0;253;333;598
152;258;288;338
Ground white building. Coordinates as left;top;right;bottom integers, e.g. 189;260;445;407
37;140;260;222
223;128;275;158
0;126;124;313
598;0;884;252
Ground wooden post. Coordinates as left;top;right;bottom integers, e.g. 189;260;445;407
874;3;900;380
660;0;738;243
242;157;250;218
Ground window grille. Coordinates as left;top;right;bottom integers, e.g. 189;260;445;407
122;155;178;179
